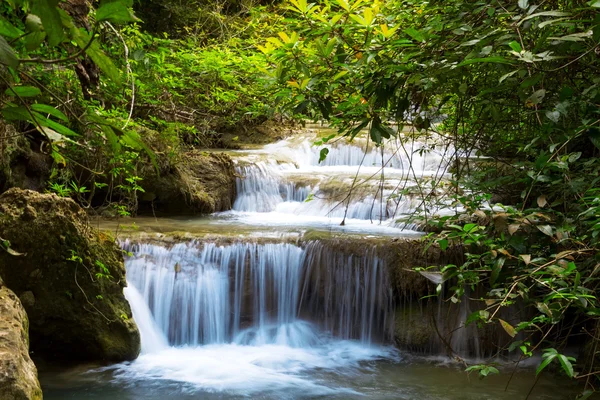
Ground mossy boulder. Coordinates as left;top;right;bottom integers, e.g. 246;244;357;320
0;121;51;193
0;188;140;362
0;281;42;400
139;150;236;215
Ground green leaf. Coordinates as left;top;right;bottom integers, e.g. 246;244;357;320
518;11;570;26
319;147;329;163
536;353;556;376
31;104;68;121
404;27;425;42
518;0;529;9
0;16;24;39
508;41;522;52
96;1;140;24
1;106;30;121
457;57;514;67
557;354;574;378
5;86;41;97
40;116;79;137
68;25;121;84
0;36;19;69
32;0;65;47
438;238;449;251
526;89;546;106
24;31;46;51
537;225;554;236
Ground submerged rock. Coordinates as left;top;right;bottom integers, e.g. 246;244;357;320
139;150;236;215
0;188;140;362
0;280;42;400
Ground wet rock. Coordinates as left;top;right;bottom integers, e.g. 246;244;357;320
0;188;140;362
0;283;42;400
139;150;236;215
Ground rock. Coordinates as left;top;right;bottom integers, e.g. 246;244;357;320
0;188;141;362
0;121;52;194
0;283;42;400
139;150;236;215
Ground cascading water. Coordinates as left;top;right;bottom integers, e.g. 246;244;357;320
226;133;455;233
124;240;394;348
41;131;578;400
119;239;398;396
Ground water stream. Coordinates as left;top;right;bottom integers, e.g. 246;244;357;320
39;132;578;399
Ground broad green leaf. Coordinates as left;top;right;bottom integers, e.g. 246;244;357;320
557;354;574;378
438;238;448;251
42;117;79;137
32;0;65;47
536;353;556;376
0;16;24;39
0;36;19;69
5;85;41;97
457;57;514;67
96;1;140;24
508;41;522;52
319;147;329;163
518;0;529;9
1;106;30;121
404;27;425;42
31;104;68;121
24;31;46;51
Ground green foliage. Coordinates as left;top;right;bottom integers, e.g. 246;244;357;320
263;0;600;395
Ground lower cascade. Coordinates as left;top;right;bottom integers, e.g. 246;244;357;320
120;239;397;396
124;240;394;349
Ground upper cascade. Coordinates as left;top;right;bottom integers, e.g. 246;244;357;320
226;132;454;233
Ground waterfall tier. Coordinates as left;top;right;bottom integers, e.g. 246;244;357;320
124;240;394;350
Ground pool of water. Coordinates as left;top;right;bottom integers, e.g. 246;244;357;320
40;347;577;400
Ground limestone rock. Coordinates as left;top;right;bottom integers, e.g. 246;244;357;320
139;150;236;215
0;284;42;400
0;188;140;362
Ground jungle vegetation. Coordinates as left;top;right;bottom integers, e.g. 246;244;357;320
0;0;599;397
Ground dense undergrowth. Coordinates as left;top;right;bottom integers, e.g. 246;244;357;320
0;0;283;216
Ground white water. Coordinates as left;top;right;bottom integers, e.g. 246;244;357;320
120;240;397;395
225;133;455;233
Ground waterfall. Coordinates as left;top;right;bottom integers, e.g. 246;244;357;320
123;240;394;349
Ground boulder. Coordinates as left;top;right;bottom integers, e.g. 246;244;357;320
139;150;236;215
0;281;42;400
0;188;140;362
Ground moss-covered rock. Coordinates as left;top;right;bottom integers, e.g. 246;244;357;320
0;188;140;362
0;282;42;400
139;150;236;215
0;121;51;193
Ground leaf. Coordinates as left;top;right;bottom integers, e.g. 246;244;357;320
5;86;41;97
31;104;68;121
557;355;574;378
438;238;449;251
537;195;547;208
96;1;140;24
319;147;329;163
508;224;520;235
419;270;444;284
0;36;19;69
508;41;523;52
521;254;531;265
518;11;570;26
536;353;556;376
0;16;24;39
404;27;425;42
518;0;529;9
499;319;517;337
526;89;546;106
457;57;514;67
537;225;554;236
32;0;65;47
